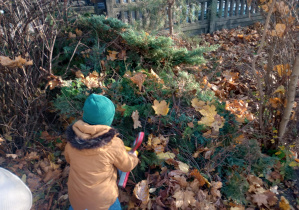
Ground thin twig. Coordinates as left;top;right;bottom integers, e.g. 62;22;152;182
64;39;82;77
251;0;276;134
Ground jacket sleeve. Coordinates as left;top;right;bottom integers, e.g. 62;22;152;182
64;143;70;164
111;138;139;172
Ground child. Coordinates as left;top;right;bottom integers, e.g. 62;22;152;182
65;94;139;210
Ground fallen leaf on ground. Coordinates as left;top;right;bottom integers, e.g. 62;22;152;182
43;169;62;183
191;98;205;111
152;100;169;116
131;110;142;129
133;180;150;205
25;152;39;160
198;105;217;127
211;181;222;198
173;189;196;209
68;32;76;38
190;169;206;187
156;152;175;160
75;28;83;36
279;196;291;210
130;72;147;91
252;193;268;207
6;154;18;159
172;175;188;188
146;134;169;153
177;161;189;173
107;50;118;61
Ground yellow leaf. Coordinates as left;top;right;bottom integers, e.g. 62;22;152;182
146;134;169;154
279;196;291;210
116;104;126;115
82;71;100;89
75;28;83;36
75;70;84;79
152;100;169;116
234;134;245;144
133;180;150;205
150;69;164;84
289;161;299;167
269;98;282;108
271;24;286;38
191;98;205;111
107;50;119;61
156;152;176;160
274;85;285;94
46;79;62;90
274;64;291;77
68;32;76;39
261;4;269;12
198;105;217;127
131;110;142;129
130;72;147;91
177;161;189;173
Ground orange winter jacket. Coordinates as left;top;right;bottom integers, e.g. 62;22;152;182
64;120;139;210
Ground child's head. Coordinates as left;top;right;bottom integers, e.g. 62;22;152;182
83;94;115;126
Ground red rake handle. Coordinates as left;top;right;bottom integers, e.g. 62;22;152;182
118;132;144;188
130;132;144;152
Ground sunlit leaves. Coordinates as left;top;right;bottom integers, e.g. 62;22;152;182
124;71;147;91
225;100;254;123
81;71;102;89
273;64;291;77
146;134;169;154
0;55;33;68
107;50;119;61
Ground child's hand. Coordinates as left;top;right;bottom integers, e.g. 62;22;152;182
128;151;137;157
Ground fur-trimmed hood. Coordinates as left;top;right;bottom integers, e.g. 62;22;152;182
65;120;118;150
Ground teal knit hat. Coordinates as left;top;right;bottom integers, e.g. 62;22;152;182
83;94;115;126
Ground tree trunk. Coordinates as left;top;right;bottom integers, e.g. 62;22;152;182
168;0;175;36
278;55;299;141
